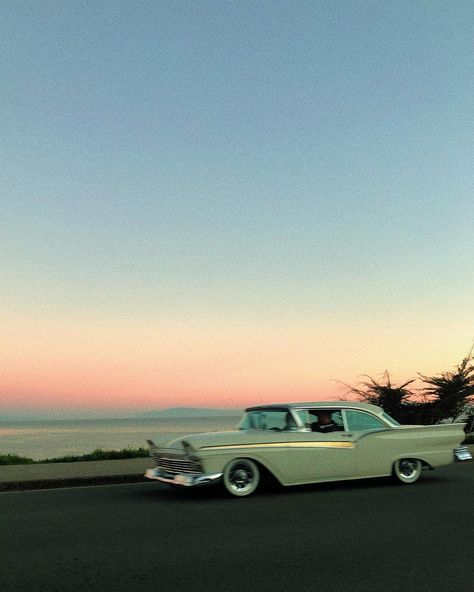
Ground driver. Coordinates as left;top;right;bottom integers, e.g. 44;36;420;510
311;411;339;433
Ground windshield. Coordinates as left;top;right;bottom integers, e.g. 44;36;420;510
238;409;298;431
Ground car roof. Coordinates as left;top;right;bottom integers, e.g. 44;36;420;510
245;401;382;413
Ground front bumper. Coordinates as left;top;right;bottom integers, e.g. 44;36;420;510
454;446;473;462
144;467;223;487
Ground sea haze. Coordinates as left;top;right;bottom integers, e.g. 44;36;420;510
0;415;241;461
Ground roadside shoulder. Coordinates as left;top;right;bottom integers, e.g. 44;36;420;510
0;457;152;491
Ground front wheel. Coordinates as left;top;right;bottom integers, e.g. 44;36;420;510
222;458;260;497
392;459;423;484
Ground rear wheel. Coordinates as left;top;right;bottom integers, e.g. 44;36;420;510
393;458;423;484
223;458;260;497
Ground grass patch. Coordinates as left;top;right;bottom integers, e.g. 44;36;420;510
41;447;149;463
463;434;474;445
0;447;149;465
0;454;36;465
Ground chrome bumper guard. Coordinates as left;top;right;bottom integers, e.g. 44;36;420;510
454;446;473;462
145;467;223;487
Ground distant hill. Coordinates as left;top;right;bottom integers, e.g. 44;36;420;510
139;407;242;419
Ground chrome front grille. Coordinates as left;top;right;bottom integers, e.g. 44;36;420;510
155;456;202;475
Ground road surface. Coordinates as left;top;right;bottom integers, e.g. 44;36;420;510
2;462;473;592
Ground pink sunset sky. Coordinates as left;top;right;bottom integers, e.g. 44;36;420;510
2;308;471;415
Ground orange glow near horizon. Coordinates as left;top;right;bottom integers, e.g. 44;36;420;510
2;310;471;413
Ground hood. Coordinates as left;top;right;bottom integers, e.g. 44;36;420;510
160;430;283;451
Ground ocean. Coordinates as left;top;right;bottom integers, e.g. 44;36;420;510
0;416;241;461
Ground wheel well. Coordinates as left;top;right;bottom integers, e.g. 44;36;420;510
228;457;281;486
250;459;281;487
393;457;432;471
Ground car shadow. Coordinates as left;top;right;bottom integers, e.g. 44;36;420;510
130;462;462;504
132;469;451;504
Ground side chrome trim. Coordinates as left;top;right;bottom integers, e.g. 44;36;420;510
199;441;354;451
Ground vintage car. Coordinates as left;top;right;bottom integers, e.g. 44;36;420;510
145;401;472;496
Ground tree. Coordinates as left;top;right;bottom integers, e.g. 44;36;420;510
343;347;474;425
342;371;416;423
418;347;474;424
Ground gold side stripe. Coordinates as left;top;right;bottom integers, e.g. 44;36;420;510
200;441;354;451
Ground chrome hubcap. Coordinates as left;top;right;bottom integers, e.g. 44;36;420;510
229;465;254;491
399;460;417;477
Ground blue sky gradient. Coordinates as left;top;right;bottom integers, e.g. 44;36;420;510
1;1;473;411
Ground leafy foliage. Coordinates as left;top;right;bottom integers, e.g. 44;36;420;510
418;348;474;424
342;371;415;423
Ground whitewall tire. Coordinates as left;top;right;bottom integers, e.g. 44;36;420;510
223;458;260;497
393;459;423;484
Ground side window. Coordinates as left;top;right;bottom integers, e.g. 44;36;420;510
295;409;344;432
240;410;298;431
345;410;386;431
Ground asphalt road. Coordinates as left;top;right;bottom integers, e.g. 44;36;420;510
2;463;473;592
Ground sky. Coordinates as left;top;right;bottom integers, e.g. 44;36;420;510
1;1;473;417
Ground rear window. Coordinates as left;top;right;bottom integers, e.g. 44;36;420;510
345;410;386;431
